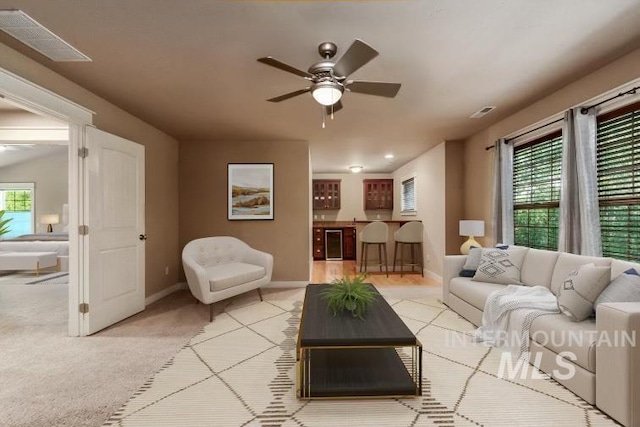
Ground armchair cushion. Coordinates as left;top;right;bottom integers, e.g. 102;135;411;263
206;262;266;292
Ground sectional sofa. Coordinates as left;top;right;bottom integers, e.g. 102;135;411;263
443;247;640;427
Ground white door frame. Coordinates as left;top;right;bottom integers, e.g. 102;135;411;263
0;67;94;336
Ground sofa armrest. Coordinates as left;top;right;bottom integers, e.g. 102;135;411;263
596;303;640;427
443;255;467;306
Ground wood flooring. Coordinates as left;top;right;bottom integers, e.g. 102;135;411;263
311;260;440;287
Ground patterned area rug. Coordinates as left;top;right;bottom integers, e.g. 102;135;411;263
0;271;69;285
103;288;618;426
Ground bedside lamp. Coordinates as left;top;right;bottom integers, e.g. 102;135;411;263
41;214;59;233
459;220;484;255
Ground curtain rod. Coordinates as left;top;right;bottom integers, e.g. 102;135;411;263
485;84;640;151
484;117;563;150
580;85;640;114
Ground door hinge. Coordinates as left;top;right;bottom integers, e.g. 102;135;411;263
79;303;89;314
78;147;89;158
79;225;89;235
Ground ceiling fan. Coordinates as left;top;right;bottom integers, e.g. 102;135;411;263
257;39;401;116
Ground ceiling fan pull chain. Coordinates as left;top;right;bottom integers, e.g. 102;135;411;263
322;106;326;129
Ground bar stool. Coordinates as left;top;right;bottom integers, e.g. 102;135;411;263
393;221;424;277
359;221;389;277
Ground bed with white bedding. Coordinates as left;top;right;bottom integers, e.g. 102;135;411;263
0;233;69;271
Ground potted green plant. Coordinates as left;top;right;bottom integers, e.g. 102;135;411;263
0;210;12;238
321;273;377;319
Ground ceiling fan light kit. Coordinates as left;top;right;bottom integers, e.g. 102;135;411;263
257;39;401;124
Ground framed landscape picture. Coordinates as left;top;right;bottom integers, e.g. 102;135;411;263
228;163;274;220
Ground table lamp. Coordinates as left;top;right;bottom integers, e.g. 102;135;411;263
41;214;59;233
459;220;484;255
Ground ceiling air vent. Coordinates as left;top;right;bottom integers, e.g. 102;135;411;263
0;10;91;62
470;106;496;119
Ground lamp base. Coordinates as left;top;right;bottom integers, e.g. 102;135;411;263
460;236;482;255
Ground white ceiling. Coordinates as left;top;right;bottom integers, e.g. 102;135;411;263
0;1;639;172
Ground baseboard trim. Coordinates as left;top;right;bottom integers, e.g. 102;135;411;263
264;281;309;288
424;269;443;284
145;282;187;306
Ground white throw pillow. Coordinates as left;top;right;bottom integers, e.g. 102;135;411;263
472;248;528;285
594;269;640;308
557;263;611;322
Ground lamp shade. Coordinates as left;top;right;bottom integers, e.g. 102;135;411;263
459;220;484;237
40;214;60;225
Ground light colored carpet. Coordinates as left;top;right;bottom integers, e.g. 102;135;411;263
103;288;618;426
0;271;69;285
0;285;210;427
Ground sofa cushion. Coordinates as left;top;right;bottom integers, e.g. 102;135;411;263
550;253;611;296
449;277;506;311
530;314;597;373
520;248;559;288
472;248;528;285
610;259;640;281
595;270;640;308
206;262;266;292
557;263;611;321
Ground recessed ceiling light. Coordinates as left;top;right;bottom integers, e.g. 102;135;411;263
385;154;394;159
349;165;363;173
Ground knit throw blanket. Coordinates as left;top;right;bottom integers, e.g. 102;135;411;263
475;285;559;360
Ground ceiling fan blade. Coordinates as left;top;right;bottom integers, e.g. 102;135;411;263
257;57;313;79
324;100;343;115
346;81;401;98
266;88;311;103
333;39;379;78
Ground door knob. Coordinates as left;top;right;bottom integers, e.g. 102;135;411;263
139;234;147;241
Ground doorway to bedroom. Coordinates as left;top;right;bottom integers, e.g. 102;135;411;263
0;97;70;330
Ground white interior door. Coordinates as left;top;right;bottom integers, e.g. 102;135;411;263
83;127;145;335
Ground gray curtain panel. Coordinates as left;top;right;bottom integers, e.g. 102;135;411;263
558;108;602;256
492;138;514;245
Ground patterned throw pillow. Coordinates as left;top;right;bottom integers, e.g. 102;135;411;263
471;248;528;285
557;263;611;322
594;269;640;308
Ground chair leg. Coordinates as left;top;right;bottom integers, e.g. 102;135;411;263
399;242;404;278
377;244;383;273
257;287;263;301
419;242;424;277
360;242;365;273
209;304;214;322
383;243;388;277
411;244;415;273
392;241;398;273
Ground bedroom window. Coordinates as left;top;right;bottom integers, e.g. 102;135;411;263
597;101;640;262
513;131;562;250
0;183;35;238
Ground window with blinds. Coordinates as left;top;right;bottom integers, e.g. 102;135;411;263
401;177;416;213
597;102;640;262
513;131;562;250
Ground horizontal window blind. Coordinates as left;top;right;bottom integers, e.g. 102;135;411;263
513;131;562;250
597;102;640;261
401;177;416;212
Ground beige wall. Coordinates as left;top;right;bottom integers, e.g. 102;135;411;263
0;148;68;233
464;48;640;245
392;142;446;277
179;140;310;282
0;43;181;298
312;173;393;222
445;141;465;254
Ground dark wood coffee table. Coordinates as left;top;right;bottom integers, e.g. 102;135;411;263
296;284;422;399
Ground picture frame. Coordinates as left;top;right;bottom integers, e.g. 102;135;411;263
228;163;274;220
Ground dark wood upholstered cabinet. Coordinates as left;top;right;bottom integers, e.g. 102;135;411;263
363;179;394;210
312;180;341;210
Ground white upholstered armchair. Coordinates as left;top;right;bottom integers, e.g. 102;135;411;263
182;236;273;321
